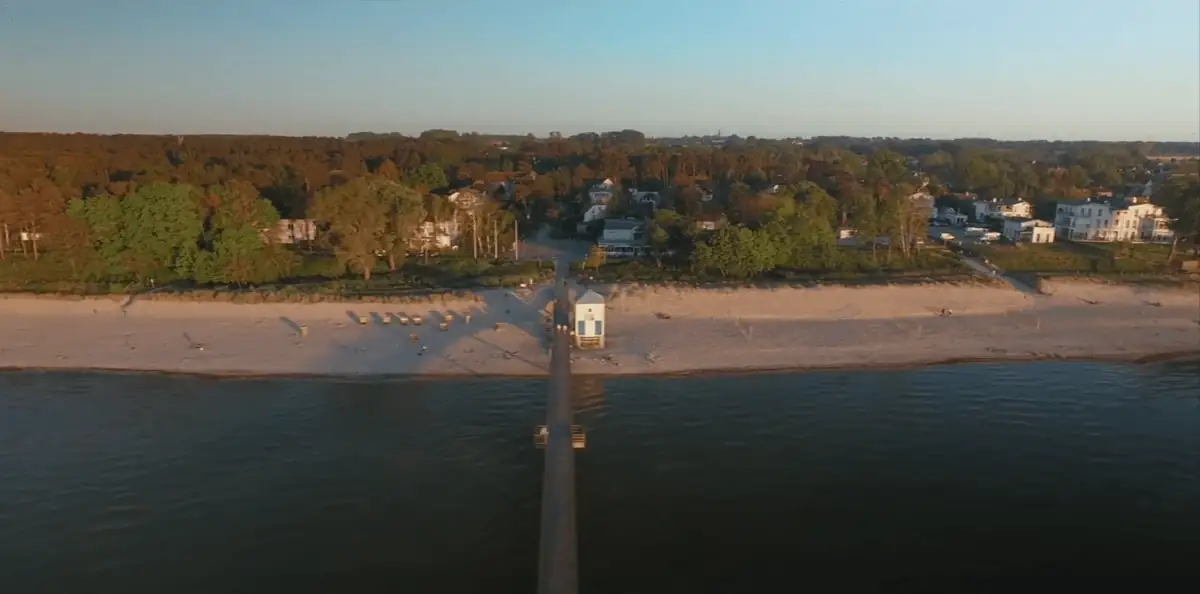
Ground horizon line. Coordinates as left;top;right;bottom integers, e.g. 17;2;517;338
2;128;1199;145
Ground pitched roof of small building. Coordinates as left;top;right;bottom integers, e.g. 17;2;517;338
576;290;605;305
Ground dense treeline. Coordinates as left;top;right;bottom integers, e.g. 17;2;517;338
0;131;1197;290
1;131;1194;216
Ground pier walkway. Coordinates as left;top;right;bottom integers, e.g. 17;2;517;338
537;258;579;594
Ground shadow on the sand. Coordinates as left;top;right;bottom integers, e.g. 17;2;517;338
470;333;548;373
279;317;303;334
482;285;556;352
120;284;173;311
273;289;554;376
300;225;580;377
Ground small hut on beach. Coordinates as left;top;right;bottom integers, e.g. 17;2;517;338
573;290;606;349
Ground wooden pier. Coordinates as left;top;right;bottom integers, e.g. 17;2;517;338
537;259;580;594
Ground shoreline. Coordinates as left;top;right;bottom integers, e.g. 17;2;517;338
3;349;1198;382
1;279;1196;380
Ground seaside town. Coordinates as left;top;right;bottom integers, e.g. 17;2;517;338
3;4;1200;593
0;132;1196;377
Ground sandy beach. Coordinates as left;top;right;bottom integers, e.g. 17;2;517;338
0;279;1197;377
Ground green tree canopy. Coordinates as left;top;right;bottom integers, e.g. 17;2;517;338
119;182;206;280
310;177;390;279
196;180;292;284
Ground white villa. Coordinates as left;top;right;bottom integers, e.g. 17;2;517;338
1053;197;1174;243
1002;218;1056;244
578;179;619;226
973;198;1032;221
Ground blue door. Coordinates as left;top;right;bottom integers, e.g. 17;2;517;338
594;320;603;335
577;320;586;335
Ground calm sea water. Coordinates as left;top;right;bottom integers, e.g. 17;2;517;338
1;362;1198;594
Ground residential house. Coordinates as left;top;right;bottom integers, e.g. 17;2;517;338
598;218;646;259
629;188;662;208
582;203;607;223
412;220;461;250
937;207;968;226
1053;198;1106;240
1002;218;1055;244
973;197;1032;221
1053;197;1174;242
269;219;317;244
601;218;644;243
588;178;616;205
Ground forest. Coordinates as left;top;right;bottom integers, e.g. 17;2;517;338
0;131;1197;293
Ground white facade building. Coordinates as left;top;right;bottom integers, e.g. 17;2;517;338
582;203;607;223
1002;218;1056;244
973;198;1032;221
573;290;606;349
1054;198;1174;242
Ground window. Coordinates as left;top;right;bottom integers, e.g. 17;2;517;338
595;320;603;335
578;321;586;336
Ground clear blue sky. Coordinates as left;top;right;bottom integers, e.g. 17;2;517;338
2;0;1198;141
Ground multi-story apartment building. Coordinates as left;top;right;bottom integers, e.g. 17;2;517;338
1053;197;1174;242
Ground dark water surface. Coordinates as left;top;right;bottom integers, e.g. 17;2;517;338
1;362;1198;593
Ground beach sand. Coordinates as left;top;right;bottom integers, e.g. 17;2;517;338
1;279;1196;377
